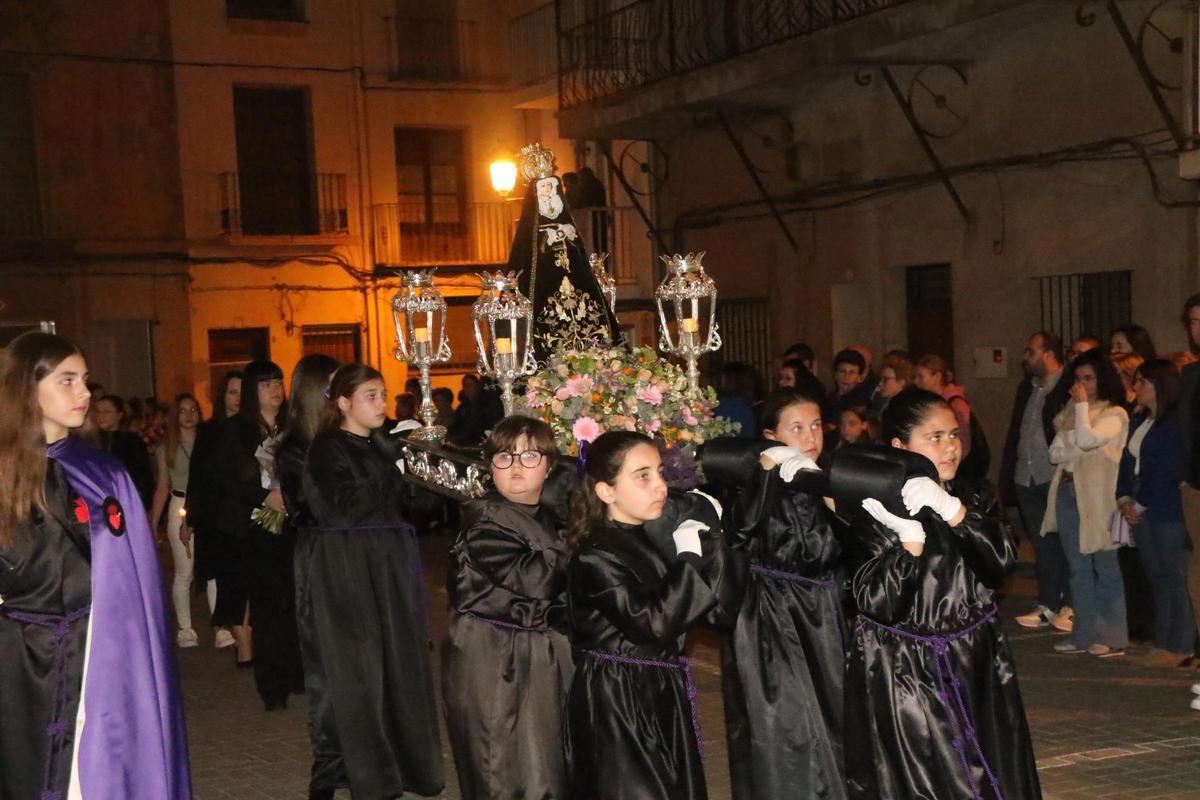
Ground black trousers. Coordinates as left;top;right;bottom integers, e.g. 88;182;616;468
248;530;305;706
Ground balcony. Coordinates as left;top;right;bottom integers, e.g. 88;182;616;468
372;202;514;266
572;207;649;290
219;172;348;237
510;3;557;86
557;0;917;108
385;17;484;82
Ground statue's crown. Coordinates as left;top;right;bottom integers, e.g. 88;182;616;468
518;143;556;182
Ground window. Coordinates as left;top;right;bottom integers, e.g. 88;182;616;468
1036;270;1132;343
227;0;305;22
0;74;40;237
233;86;316;235
207;327;270;399
393;128;469;261
711;298;772;382
301;324;362;363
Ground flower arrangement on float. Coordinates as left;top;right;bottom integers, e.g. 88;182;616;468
519;345;739;487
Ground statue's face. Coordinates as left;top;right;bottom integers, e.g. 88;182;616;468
536;178;563;219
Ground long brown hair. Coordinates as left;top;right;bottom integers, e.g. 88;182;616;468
163;393;201;474
0;332;84;549
319;363;384;433
565;430;654;551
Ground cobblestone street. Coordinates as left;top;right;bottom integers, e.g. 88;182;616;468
181;532;1200;799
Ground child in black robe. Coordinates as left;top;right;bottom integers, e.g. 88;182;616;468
301;364;443;799
721;388;848;800
443;416;574;800
564;431;740;800
845;389;1041;800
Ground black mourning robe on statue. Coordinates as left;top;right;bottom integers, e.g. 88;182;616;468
509;172;621;362
721;464;848;800
564;493;743;800
442;494;573;800
301;428;443;799
0;460;91;800
845;480;1041;800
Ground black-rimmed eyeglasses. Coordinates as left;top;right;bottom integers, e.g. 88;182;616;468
490;450;545;469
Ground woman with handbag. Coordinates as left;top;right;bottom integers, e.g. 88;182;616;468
1118;359;1197;666
1041;349;1130;656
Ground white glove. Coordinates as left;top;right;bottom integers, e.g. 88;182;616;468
862;499;926;544
395;458;407;475
689;488;723;519
671;519;708;557
901;477;963;523
391;418;422;435
760;445;819;483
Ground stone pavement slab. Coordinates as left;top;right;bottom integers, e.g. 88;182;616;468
178;533;1200;799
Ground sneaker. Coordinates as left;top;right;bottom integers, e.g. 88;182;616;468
1050;606;1074;632
1054;640;1084;653
176;628;199;648
1191;696;1200;711
1016;605;1055;628
214;629;236;649
1191;683;1200;695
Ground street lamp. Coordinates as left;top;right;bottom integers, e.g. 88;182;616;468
391;269;452;440
655;252;721;395
472;271;536;417
490;159;518;198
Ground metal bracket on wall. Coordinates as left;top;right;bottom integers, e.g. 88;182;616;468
858;65;970;221
1077;1;1187;149
714;109;801;253
600;142;671;256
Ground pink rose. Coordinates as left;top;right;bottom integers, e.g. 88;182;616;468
525;390;543;408
636;385;663;406
573;416;602;443
647;418;662;433
555;386;572;401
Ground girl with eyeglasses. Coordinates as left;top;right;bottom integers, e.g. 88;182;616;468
300;363;443;799
442;416;574;800
845;389;1040;800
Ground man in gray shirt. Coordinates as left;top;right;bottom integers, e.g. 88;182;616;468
1001;331;1072;630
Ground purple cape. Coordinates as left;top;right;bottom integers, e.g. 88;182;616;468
50;437;191;799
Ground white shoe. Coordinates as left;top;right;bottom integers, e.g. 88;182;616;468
1050;606;1074;632
176;628;199;648
1054;640;1084;653
1191;696;1200;711
1016;605;1055;628
214;629;236;649
1087;644;1123;657
1191;683;1200;696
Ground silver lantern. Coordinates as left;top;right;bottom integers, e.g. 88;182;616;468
472;271;536;417
589;252;617;314
655;251;721;395
391;269;452;440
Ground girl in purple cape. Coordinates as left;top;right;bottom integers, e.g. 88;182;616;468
0;331;190;799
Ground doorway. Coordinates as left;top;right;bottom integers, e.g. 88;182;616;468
906;263;954;363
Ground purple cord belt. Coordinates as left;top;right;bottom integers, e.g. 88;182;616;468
581;648;703;757
859;606;1004;800
463;611;543;632
2;605;91;800
750;562;845;642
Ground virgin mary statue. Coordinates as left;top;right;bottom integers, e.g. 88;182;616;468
509;144;623;363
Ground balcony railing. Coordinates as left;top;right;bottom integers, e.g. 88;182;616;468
386;17;482;82
572;207;647;287
558;0;916;108
219;172;348;236
510;3;557;85
373;202;514;266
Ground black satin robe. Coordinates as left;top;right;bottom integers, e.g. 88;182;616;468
443;495;573;800
565;514;739;800
301;428;443;798
0;460;91;800
844;481;1041;800
721;466;848;800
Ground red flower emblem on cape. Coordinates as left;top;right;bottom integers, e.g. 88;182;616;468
102;496;126;537
72;496;90;525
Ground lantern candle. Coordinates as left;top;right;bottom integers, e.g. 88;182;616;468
495;337;513;354
413;327;430;343
681;318;699;333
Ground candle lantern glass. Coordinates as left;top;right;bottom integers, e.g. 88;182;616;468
589;252;617;314
654;251;722;394
472;271;537;417
391;269;452;440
